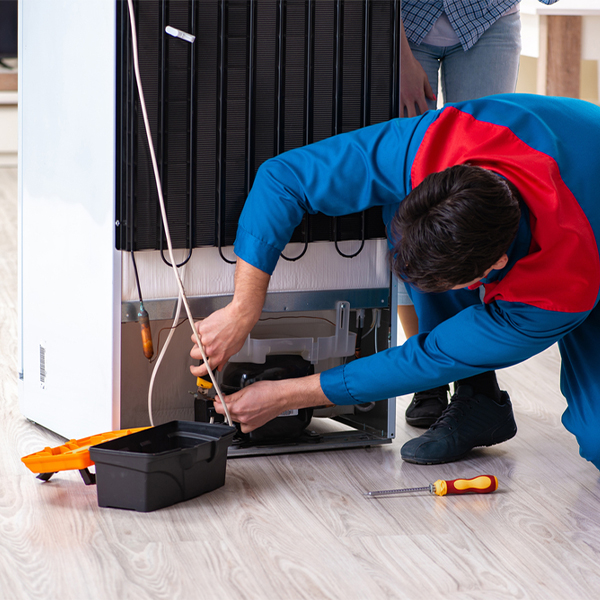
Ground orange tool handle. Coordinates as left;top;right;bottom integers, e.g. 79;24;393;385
432;475;498;496
197;377;214;390
139;309;154;360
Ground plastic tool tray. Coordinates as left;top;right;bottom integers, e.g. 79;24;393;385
89;421;236;512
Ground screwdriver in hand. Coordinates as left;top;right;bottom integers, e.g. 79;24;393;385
365;475;498;498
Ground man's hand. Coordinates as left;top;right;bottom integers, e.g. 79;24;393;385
190;258;270;377
401;52;436;117
190;302;252;376
400;19;436;118
211;374;332;433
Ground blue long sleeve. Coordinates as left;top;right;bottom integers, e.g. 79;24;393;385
321;301;588;404
234;114;434;274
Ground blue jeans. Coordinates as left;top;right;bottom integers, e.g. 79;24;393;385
410;12;522;109
397;12;522;306
410;12;521;109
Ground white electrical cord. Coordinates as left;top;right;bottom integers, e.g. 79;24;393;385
127;0;232;426
147;291;183;427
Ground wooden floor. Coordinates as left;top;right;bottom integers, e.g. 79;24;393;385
2;166;600;600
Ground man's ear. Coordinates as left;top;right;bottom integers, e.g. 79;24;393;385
492;254;509;270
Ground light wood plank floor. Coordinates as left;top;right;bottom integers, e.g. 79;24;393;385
1;167;599;600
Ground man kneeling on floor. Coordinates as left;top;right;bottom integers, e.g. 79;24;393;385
190;93;600;472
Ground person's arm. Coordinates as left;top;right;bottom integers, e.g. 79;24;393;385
190;116;429;416
232;115;428;276
321;301;588;405
400;18;436;117
190;258;270;377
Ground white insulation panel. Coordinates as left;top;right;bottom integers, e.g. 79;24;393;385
122;239;391;301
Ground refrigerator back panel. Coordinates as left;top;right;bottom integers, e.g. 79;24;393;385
116;0;400;256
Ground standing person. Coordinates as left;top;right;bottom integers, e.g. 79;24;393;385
398;0;559;428
190;94;600;472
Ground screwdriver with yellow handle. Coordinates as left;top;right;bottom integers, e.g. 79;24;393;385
365;475;498;497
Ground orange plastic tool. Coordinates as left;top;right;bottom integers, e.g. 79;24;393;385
21;427;148;476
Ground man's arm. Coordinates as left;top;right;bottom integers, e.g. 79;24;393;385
233;115;426;275
190;258;270;377
191;117;425;376
190;257;334;428
321;300;589;405
190;116;429;421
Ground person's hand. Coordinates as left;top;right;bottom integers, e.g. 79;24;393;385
190;257;270;377
190;302;252;377
400;49;436;118
399;18;436;118
214;380;290;432
212;374;331;433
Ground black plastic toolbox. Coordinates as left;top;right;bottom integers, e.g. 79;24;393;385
89;421;236;512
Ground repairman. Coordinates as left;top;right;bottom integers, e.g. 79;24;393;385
190;93;600;471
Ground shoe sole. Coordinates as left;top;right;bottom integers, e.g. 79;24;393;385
402;451;471;465
401;423;518;465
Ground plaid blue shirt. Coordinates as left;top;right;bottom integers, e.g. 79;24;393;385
403;1;560;51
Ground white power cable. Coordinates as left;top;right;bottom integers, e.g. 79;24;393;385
127;0;232;426
147;291;183;427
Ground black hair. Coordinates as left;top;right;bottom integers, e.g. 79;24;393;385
390;164;521;293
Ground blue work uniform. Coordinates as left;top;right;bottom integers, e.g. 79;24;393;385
234;94;600;470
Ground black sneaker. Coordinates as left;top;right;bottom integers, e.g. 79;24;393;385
405;385;449;428
401;385;517;465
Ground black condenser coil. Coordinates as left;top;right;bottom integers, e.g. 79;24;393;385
116;0;400;260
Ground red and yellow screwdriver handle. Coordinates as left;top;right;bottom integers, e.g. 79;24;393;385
431;475;498;496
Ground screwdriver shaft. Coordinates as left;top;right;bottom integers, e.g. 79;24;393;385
365;485;431;497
